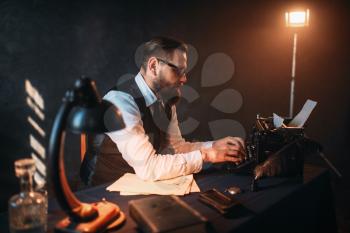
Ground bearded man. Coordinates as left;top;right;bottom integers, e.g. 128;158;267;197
87;36;246;185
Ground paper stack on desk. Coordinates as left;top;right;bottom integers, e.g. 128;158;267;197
106;173;200;196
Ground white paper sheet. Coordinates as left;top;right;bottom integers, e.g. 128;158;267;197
273;113;284;128
119;177;201;196
288;99;317;127
107;173;200;196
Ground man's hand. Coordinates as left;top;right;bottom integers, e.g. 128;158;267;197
201;137;246;163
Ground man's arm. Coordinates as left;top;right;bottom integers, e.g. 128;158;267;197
163;105;213;154
105;91;203;181
164;105;246;162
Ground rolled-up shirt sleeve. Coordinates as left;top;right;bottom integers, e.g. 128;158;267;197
164;105;213;154
104;91;205;181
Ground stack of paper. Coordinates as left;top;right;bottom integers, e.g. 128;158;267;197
106;173;200;196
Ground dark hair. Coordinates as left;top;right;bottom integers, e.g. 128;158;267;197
141;36;188;70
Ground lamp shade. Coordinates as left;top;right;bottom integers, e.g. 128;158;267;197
67;100;124;133
66;77;125;133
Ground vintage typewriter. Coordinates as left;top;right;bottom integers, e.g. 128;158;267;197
225;111;342;192
227;114;306;180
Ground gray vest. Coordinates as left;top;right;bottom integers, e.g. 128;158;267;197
80;78;172;186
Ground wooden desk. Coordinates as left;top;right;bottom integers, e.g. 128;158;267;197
1;165;337;233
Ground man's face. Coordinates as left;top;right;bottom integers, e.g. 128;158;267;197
156;49;187;103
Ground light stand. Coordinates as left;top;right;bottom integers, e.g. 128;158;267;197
284;9;342;178
290;32;297;119
285;9;309;118
48;77;125;232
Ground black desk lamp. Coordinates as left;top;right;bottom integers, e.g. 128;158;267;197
48;77;126;232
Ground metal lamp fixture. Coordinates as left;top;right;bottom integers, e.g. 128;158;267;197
48;77;125;232
285;9;310;118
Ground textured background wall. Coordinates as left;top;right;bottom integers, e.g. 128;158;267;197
0;0;349;230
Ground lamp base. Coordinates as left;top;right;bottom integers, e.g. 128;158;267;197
55;201;126;233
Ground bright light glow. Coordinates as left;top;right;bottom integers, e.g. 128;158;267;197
28;116;46;137
26;79;47;187
25;79;44;110
30;134;46;159
31;152;46;176
290;12;306;24
285;9;310;27
27;97;45;120
34;172;46;189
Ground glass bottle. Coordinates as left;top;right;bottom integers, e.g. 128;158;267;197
8;158;47;233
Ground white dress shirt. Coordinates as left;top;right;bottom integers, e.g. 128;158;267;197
104;73;212;181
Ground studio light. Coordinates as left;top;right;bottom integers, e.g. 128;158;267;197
285;9;310;118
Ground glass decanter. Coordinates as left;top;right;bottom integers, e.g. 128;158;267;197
8;158;47;233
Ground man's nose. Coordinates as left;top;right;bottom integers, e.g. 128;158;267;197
179;74;187;85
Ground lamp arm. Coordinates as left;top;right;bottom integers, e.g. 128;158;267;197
49;96;98;221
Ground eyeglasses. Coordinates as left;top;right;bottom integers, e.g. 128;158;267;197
156;57;187;77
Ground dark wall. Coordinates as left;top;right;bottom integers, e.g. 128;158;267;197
1;0;349;214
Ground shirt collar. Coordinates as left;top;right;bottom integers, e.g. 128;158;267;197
134;72;158;107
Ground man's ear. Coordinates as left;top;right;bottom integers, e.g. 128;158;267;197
148;57;158;76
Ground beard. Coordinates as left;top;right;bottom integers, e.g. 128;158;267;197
156;71;182;106
158;86;181;106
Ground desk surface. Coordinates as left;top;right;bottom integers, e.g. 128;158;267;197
1;165;337;233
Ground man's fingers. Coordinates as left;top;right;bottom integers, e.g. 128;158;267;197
226;137;245;149
233;137;245;148
226;143;244;151
226;137;240;146
226;146;246;158
224;155;242;163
